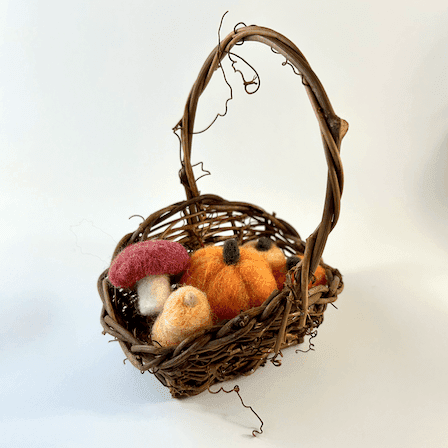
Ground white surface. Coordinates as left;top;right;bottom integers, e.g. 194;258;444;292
1;1;448;447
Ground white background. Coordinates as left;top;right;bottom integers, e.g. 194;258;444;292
1;1;448;447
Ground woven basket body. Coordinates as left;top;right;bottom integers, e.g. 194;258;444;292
98;25;347;398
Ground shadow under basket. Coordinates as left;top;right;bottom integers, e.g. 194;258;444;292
98;24;347;399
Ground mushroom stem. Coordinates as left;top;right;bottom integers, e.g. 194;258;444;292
136;274;171;316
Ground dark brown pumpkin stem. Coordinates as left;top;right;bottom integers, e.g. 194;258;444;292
255;237;273;252
223;239;240;265
286;256;301;271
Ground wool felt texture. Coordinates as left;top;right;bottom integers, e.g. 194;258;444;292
244;238;327;290
136;274;171;316
151;286;213;347
108;240;190;289
180;239;277;322
243;237;287;289
275;254;327;290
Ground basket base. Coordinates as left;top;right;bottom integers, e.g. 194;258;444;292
163;335;306;399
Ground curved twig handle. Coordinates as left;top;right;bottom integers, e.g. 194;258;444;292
175;25;348;278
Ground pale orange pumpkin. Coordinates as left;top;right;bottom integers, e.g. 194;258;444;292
243;237;286;290
180;239;277;322
244;237;327;290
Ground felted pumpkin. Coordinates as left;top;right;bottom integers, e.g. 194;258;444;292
244;237;327;290
180;239;277;322
277;254;328;290
243;237;287;290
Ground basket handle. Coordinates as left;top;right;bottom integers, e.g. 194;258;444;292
175;25;347;279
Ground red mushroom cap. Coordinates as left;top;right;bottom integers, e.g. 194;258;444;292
108;240;190;289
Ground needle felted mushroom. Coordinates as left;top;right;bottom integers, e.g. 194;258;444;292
108;240;191;316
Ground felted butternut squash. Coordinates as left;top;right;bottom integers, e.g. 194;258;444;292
151;286;213;347
180;239;277;322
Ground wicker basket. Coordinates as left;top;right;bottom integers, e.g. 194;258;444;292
98;24;348;399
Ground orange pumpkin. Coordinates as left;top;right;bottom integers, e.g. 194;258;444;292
180;239;277;322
